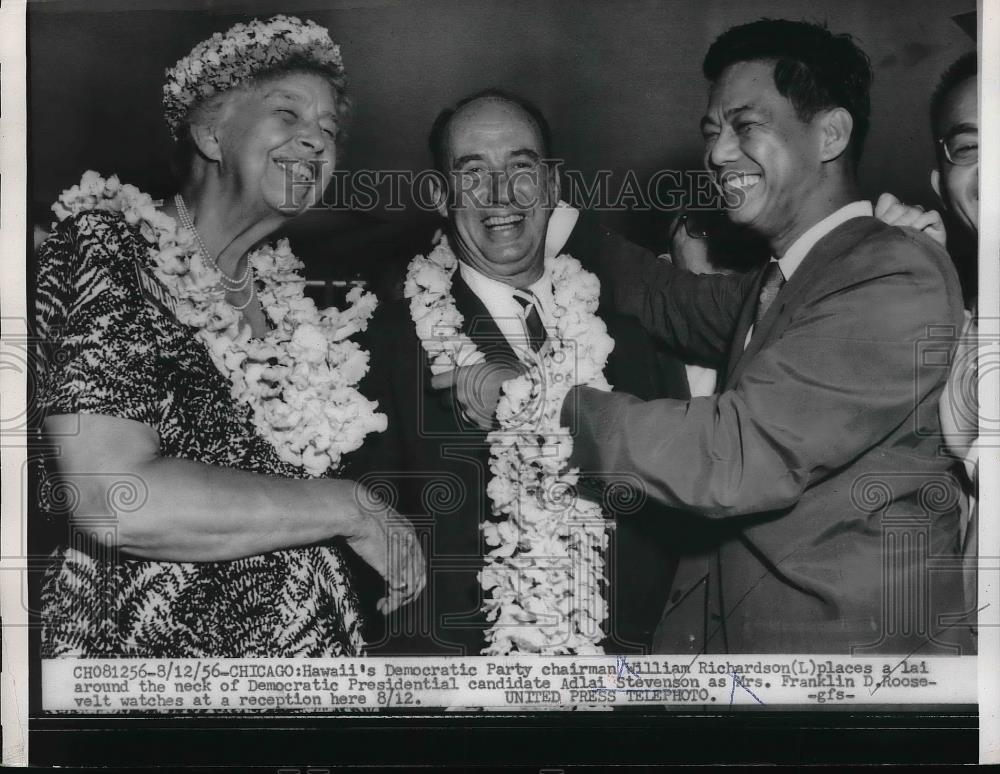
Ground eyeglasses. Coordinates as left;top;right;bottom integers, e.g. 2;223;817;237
670;210;727;241
938;131;978;166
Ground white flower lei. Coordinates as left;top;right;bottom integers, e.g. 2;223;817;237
405;236;615;655
54;171;386;476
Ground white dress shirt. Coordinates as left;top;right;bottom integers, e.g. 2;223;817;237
774;200;874;280
458;260;555;354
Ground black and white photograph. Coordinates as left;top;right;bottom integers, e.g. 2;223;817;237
0;0;996;767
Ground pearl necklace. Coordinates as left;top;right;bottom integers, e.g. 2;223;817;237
174;194;256;310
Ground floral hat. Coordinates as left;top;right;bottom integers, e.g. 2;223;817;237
162;15;344;140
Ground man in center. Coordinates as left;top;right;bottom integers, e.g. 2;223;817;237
349;90;690;655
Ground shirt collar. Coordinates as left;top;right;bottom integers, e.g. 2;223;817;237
776;200;873;280
458;257;553;322
545;201;580;258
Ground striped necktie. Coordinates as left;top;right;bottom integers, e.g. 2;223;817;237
512;289;547;352
754;260;786;327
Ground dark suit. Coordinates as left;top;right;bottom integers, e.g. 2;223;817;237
347;269;689;655
563;214;975;655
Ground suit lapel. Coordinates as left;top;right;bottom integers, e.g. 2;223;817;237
722;265;768;388
724;217;883;388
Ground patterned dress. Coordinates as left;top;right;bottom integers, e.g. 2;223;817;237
36;210;365;657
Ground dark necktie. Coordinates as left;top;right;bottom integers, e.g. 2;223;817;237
754;260;786;327
513;289;547;352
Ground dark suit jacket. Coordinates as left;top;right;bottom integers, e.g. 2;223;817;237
347;269;689;655
563;214;975;655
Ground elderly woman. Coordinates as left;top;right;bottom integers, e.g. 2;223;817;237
35;16;423;657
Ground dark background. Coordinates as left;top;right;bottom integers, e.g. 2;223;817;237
28;0;975;284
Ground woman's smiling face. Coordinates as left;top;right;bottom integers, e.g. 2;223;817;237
213;71;340;218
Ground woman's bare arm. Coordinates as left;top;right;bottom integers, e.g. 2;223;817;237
45;412;425;611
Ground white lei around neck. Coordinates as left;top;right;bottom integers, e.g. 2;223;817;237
405;235;615;655
53;171;386;476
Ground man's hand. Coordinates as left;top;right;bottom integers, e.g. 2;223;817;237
875;193;947;247
430;361;523;431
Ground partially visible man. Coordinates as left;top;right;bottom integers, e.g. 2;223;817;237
931;52;979;614
536;20;971;654
349;90;690;655
932;52;979;308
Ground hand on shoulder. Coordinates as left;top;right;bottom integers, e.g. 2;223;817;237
875;192;947;247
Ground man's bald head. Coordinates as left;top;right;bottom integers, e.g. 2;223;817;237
428;88;552;174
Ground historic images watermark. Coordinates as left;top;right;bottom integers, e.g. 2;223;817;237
278;161;742;213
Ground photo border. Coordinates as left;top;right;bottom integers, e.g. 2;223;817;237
2;0;995;766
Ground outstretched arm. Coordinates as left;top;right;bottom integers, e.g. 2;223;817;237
438;201;952;437
564;201;947;363
567;215;752;366
563;229;962;516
